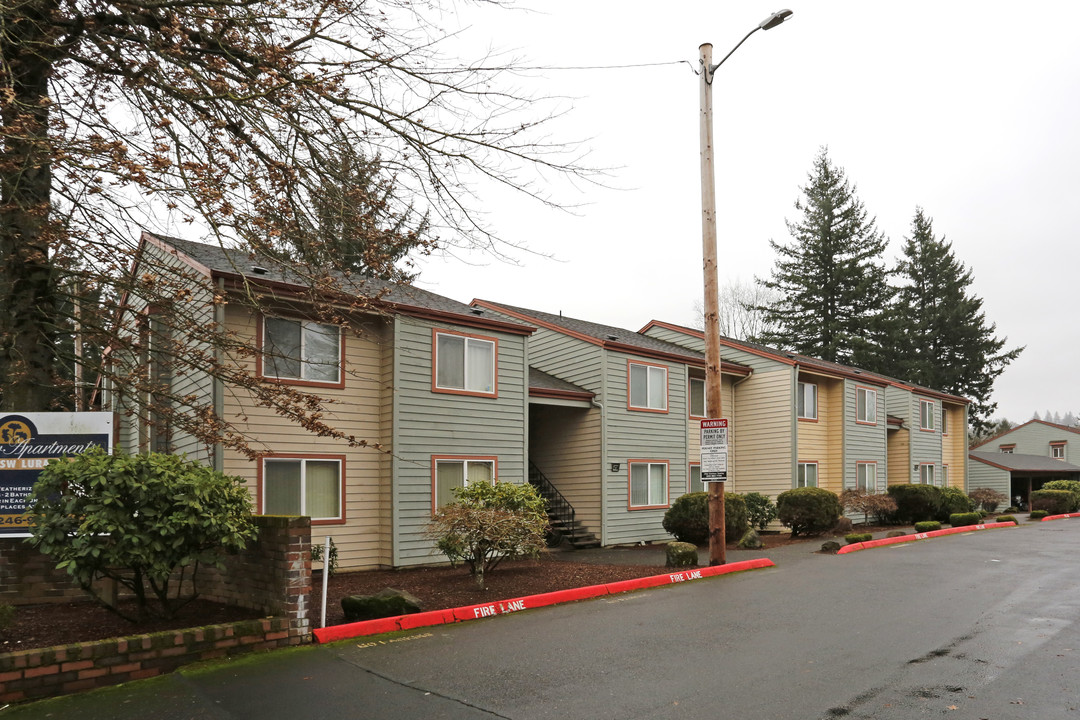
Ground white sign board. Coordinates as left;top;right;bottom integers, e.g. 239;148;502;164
700;418;729;483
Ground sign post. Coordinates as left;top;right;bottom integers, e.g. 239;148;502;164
0;413;112;538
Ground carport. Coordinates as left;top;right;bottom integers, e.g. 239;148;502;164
968;451;1080;509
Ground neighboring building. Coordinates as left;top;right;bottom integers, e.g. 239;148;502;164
969;420;1080;506
109;233;536;570
638;321;969;497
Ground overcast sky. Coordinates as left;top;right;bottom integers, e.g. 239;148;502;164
412;1;1080;424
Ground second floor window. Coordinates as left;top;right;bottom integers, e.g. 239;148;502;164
797;382;817;420
689;377;706;418
1051;443;1066;460
434;331;496;396
920;400;936;431
856;388;877;424
629;362;667;411
263;317;341;384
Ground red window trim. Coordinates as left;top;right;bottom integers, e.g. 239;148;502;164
627;459;670;510
256;453;347;526
797;460;819;487
797;380;818;422
688;375;707;420
688;461;701;493
918;462;936;484
430;328;499;399
256;314;346;390
855;460;878;490
626;360;670;414
919;399;936;432
855;386;878;426
430;454;499;515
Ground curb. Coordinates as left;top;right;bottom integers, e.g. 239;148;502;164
1041;512;1080;522
313;557;775;644
837;521;1017;554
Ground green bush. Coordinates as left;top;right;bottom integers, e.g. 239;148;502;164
977;509;989;519
427;482;548;589
744;492;778;531
887;484;943;524
1030;489;1073;515
969;487;1007;512
844;532;872;544
914;521;941;533
937;487;976;523
1041;480;1080;512
662;491;748;545
776;487;841;537
311;537;339;576
1004;506;1019;514
949;512;982;527
1029;510;1048;520
27;448;256;622
0;603;14;632
996;515;1017;525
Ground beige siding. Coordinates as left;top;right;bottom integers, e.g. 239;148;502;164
887;429;910;486
796;374;844;493
730;367;794;499
530;405;602;532
686;374;735;488
942;402;967;489
222;304;393;571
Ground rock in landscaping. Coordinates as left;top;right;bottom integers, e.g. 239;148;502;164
833;517;853;534
737;528;763;549
341;588;423;622
665;541;698;568
819;541;841;555
886;530;907;538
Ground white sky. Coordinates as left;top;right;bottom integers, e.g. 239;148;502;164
413;1;1080;424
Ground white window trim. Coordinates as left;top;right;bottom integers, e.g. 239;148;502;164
262;317;342;384
919;463;936;485
433;456;497;510
628;362;668;412
261;456;343;523
797;382;818;420
856;388;878;424
433;331;497;396
1051;443;1067;461
797;462;818;488
856;462;877;492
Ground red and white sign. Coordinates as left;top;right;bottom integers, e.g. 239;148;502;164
700;418;729;482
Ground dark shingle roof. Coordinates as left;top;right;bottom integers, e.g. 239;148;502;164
528;368;593;397
969;451;1080;473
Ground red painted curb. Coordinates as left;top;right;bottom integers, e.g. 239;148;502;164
837;521;1017;554
1041;513;1080;522
312;557;775;644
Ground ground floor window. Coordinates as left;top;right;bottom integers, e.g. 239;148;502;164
433;456;496;510
919;463;936;485
797;462;818;488
856;462;877;492
261;455;344;523
689;463;703;494
629;460;668;508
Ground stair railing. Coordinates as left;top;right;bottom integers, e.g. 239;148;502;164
528;461;577;543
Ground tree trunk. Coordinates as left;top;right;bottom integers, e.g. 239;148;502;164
0;0;60;411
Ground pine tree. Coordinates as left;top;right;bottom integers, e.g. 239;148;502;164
891;208;1022;435
755;147;891;364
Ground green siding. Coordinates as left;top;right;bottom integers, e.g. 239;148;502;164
974;421;1080;461
967;458;1011;498
910;394;943;483
842;380;888;491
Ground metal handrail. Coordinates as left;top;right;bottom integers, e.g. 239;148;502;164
528;461;577;543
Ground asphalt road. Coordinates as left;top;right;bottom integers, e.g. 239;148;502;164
6;521;1079;720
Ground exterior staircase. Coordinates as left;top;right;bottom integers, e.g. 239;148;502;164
528;461;600;549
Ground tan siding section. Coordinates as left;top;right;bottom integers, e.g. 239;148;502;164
530;405;602;532
730;368;793;498
942;402;967;489
686;374;735;487
797;374;844;493
221;304;393;571
887;429;910;486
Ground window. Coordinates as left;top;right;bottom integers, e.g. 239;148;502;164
919;464;936;485
689;463;703;494
1000;444;1015;454
856;387;878;424
261;456;343;523
797;382;818;420
629;461;668;508
689;377;706;418
920;399;936;431
941;408;949;436
942;464;950;487
628;362;668;412
1051;443;1067;461
856;462;877;492
433;331;497;397
433;457;496;509
797;462;818;488
262;317;342;384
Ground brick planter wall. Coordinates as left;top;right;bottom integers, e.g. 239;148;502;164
0;538;84;605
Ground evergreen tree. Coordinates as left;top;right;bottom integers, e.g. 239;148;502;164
891;208;1022;435
755;147;891;364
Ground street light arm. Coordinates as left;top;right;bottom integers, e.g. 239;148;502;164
704;9;793;83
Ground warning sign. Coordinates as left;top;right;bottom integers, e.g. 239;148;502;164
700;418;729;483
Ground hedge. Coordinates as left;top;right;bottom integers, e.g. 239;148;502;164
887;484;942;524
776;487;841;537
1031;489;1073;515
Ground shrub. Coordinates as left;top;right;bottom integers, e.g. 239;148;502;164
776;487;842;537
949;512;982;527
937;487;976;522
28;448;256;622
996;515;1017;525
844;532;872;544
914;521;941;533
1041;480;1080;512
969;487;1007;513
977;509;989;519
1029;510;1049;520
1030;489;1073;515
311;537;339;576
427;482;548;589
1004;506;1019;514
887;484;943;524
665;542;698;568
0;604;14;632
744;492;778;531
663;491;748;545
839;488;898;525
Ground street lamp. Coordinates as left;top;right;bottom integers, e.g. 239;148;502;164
699;9;792;566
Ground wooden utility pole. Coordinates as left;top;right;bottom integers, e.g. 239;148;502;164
699;42;726;566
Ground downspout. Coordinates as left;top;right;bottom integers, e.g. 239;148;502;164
791;363;800;487
592;394;606;547
212;277;225;473
730;369;754;493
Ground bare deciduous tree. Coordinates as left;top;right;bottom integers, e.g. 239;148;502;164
693;279;780;341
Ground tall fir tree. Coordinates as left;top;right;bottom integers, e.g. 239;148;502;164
754;147;891;364
890;208;1022;435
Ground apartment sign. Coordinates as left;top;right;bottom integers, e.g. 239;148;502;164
0;413;112;537
700;418;728;482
